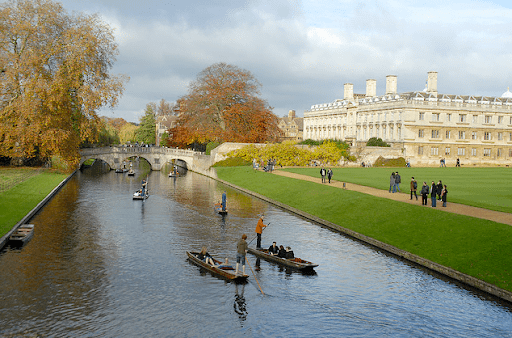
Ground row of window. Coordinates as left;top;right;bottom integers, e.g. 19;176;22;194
418;147;510;157
418;112;511;124
418;130;512;141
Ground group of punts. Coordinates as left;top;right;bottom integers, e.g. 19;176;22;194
187;251;248;282
247;247;318;271
9;224;34;247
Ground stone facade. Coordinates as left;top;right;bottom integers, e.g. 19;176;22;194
277;110;303;142
304;72;512;166
155;115;178;146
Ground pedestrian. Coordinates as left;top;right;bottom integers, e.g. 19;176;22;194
236;234;248;276
437;180;443;201
441;185;448;207
320;167;326;183
327;168;333;183
395;171;401;192
420;182;429;205
221;191;227;212
456;158;460;167
255;215;267;249
410;177;418;200
430;181;437;207
389;172;395;193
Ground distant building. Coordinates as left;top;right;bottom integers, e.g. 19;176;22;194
155;115;178;146
303;72;512;166
278;110;303;142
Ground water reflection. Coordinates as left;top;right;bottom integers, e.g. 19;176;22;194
234;283;247;322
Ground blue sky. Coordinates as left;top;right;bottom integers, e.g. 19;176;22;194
55;0;512;122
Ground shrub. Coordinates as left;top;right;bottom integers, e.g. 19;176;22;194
212;157;251;167
205;141;221;155
374;156;406;167
367;137;390;147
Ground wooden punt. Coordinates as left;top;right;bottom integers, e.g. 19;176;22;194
214;203;228;215
186;251;248;282
127;170;135;176
247;247;318;271
133;191;149;200
9;224;34;247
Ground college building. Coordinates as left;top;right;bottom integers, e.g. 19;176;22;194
303;72;512;166
277;110;303;142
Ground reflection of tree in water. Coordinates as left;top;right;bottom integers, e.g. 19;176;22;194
234;283;247;321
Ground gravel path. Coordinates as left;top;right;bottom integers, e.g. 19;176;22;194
273;170;512;226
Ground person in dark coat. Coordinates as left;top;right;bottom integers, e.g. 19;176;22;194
277;245;287;258
430;181;437;207
320;167;326;183
441;185;448;207
285;246;294;259
268;242;279;255
327;168;333;183
410;177;418;200
395;172;401;192
437;180;443;201
389;172;396;193
420;182;429;205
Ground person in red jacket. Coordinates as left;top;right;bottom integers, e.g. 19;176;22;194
255;215;267;249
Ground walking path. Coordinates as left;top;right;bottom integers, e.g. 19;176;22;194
273;170;512;226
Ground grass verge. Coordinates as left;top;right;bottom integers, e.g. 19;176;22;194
0;170;67;238
282;167;512;213
215;166;512;292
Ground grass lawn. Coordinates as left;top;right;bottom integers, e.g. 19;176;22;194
0;170;67;238
282;166;512;213
215;166;512;293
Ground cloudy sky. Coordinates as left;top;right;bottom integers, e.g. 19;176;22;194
56;0;512;122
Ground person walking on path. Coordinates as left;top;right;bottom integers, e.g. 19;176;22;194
236;234;248;276
327;168;333;183
420;182;429;205
389;172;396;193
430;181;437;207
320;167;326;183
395;172;401;192
441;185;448;207
255;215;267;249
410;177;418;200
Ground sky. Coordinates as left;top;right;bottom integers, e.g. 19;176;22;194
53;0;512;122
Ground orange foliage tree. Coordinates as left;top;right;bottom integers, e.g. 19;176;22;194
0;0;128;169
168;63;281;148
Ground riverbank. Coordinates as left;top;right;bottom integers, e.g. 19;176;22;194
212;166;512;302
0;168;70;248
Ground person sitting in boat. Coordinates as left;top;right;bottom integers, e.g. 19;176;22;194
285;246;295;259
197;246;215;265
277;245;287;258
216;258;233;270
268;241;279;255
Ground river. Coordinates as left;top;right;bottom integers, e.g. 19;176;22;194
0;163;511;337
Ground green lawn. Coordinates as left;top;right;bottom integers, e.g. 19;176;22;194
215;166;512;293
0;170;67;237
282;167;512;213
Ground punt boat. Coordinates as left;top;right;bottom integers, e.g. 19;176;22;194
9;224;34;247
247;247;318;271
187;251;248;282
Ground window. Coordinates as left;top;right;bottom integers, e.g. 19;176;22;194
498;116;503;124
485;115;492;123
419;112;425;120
473;115;478;123
472;148;477;156
446;130;451;139
484;132;491;140
497;148;503;157
431;130;439;138
445;147;451;155
446;113;452;122
510;133;512;141
418;129;424;138
472;132;477;140
418;146;424;155
432;113;440;121
459;114;467;122
459;131;465;139
458;147;466;156
498;132;503;141
483;148;491;157
431;147;439;155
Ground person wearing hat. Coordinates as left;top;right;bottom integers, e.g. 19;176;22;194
255;215;267;249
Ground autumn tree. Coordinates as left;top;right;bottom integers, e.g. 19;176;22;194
0;0;128;168
135;102;156;144
169;63;281;148
119;123;138;144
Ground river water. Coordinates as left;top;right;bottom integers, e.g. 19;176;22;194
1;163;512;337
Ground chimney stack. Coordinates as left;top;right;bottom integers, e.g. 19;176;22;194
344;83;354;101
366;79;376;97
386;75;397;95
427;71;438;95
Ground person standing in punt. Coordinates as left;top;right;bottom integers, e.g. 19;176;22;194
255;215;267;249
236;234;248;276
221;191;227;212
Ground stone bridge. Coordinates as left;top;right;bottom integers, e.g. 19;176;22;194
79;146;212;173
